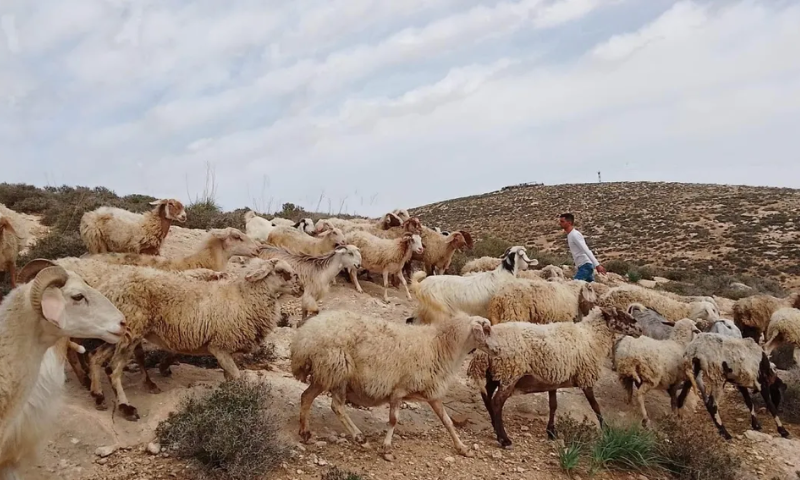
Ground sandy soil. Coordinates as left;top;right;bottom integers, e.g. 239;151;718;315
13;223;800;480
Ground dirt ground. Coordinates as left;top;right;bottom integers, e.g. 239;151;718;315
14;225;800;480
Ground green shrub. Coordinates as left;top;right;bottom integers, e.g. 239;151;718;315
605;259;633;277
20;230;86;261
156;379;287;480
470;236;513;259
655;417;740;480
626;270;643;283
590;423;661;472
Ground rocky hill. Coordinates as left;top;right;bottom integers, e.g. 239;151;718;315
411;182;800;283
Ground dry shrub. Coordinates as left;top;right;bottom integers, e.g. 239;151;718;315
321;467;366;480
156;379;287;480
655;417;740;480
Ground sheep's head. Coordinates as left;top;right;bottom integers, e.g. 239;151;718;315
294;218;316;235
245;258;304;297
211;227;259;257
392;208;411;222
670;318;701;344
447;232;469;251
17;259;126;344
150;198;187;223
380;212;403;230
335;245;362;271
321;227;346;247
244;210;257;222
578;282;597;317
626;302;647;316
315;219;334;234
402;217;422;235
689;301;719;322
500;246;532;275
467;316;492;352
597;306;642;337
458;230;474;249
404;233;424;255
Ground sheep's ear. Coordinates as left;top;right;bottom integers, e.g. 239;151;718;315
275;265;295;281
245;260;276;282
149;199;167;206
41;288;67;328
500;247;511;259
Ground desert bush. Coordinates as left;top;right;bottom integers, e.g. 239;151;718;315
156;379;287;480
778;370;800;424
470;236;512;259
321;468;365;480
590;423;661;472
605;259;634;277
658;272;786;300
19;230;86;262
446;251;468;275
655;417;740;480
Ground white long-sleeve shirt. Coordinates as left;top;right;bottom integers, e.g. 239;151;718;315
567;229;600;268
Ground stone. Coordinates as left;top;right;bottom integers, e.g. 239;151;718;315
744;430;771;442
146;442;161;455
95;446;117;458
444;457;455;463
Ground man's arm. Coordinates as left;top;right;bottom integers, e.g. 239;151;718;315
576;232;605;273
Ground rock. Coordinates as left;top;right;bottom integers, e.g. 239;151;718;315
69;438;80;445
520;426;529;432
146;442;161;455
314;441;328;448
444;456;455;463
491;451;503;460
95;446;117;458
638;279;657;288
744;430;771;443
653;276;670;284
96;458;108;466
729;282;753;291
473;444;480;451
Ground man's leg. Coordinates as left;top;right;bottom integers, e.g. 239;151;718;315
573;263;593;282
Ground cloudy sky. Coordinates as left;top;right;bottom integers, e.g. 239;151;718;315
1;0;798;216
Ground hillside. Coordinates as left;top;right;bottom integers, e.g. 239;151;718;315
411;181;800;283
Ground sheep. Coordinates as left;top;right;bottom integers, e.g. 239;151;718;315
267;226;345;257
344;231;423;302
259;245;362;321
17;257;303;421
270;216;295;227
733;292;800;341
1;262;126;478
763;308;800;356
290;309;491;458
79;199;187;255
599;285;719;323
244;210;275;243
626;303;676;340
461;254;539;277
408;246;532;323
294;218;316;235
467;307;642;446
0;216;22;289
677;333;789;439
370;217;422;239
85;227;259;272
415;228;472;275
433;227;450;236
517;265;566;282
487;279;597;325
391;208;411;222
613;318;701;427
708;319;742;338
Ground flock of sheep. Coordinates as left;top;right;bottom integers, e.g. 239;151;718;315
2;198;800;478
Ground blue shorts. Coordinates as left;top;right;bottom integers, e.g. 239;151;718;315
573;263;595;282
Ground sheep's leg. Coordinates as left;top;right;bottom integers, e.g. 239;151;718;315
298;383;325;443
703;392;731;440
633;384;650;427
583;387;604;428
667;383;680;411
159;353;177;377
88;345;115;410
108;340;140;421
381;400;401;454
397;271;412;300
382;270;390;303
67;346;91;390
133;344;161;394
348;268;364;293
209;347;241;380
428;399;473;458
6;260;16;289
480;376;500;426
759;381;790;438
546;390;558;440
330;388;365;444
737;386;761;431
490;383;517;447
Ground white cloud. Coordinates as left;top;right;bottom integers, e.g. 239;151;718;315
1;0;799;216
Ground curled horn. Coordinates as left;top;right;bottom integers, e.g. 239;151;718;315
17;258;59;284
500;247;512;259
29;266;69;316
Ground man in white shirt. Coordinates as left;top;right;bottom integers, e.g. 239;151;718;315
559;213;606;282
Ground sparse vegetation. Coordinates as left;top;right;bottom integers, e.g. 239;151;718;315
655;417;740;480
321;467;366;480
156;379;286;480
590;423;661;472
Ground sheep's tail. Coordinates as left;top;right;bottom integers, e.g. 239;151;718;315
466;352;491;395
291;356;313;384
684;357;705;404
410;270;427;297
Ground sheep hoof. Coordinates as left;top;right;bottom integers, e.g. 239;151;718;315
145;382;162;394
720;430;732;441
546;428;557;441
751;420;762;431
499;438;513;448
119;404;140;421
92;393;107;410
458;446;474;458
160;367;173;377
355;434;367;445
779;426;790;438
299;430;312;443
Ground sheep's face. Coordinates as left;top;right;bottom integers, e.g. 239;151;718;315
578;283;597;316
382;213;403;229
448;232;468;251
150;199;187;222
295;218;316;235
407;234;424;255
458;230;474;249
215;228;259;257
392;208;411;222
500;246;531;274
690;301;719;322
336;245;362;270
246;259;304;296
244;210;257;222
598;307;642;337
315;219;333;234
671;319;701;344
17;260;127;344
323;228;346;247
403;217;422;235
468;316;492;352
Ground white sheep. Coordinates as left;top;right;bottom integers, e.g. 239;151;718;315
763;307;800;356
290;309;491;458
707;319;742;338
461;255;539;276
409;246;532;323
466;307;642;446
79;199;187;255
344;231;423;302
267;226;345;256
269;216;295;227
294;218;316;235
613;318;701;427
518;265;564;282
733;293;800;341
680;333;789;439
17;257;302;421
85;227;259;272
486;279;597;325
244;210;275;243
0;216;22;289
599;285;719;323
1;262;125;478
259;245;362;321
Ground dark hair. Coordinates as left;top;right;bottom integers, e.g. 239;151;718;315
559;213;574;223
